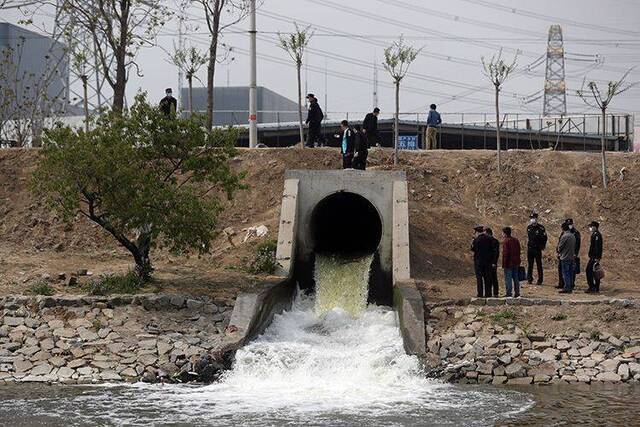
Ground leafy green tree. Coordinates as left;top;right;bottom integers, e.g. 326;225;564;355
32;94;244;280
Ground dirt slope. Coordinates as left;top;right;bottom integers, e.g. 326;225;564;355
1;148;639;300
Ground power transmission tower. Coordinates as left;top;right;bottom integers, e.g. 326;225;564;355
542;24;567;116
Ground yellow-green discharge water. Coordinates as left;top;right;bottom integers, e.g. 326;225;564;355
314;254;374;317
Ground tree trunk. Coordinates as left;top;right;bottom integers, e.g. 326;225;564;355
82;76;89;133
188;75;194;116
601;107;609;190
297;63;304;147
206;13;221;131
112;54;127;114
394;81;400;165
133;231;153;281
495;84;501;173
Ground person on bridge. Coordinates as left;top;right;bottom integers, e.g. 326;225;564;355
585;221;604;293
352;125;368;170
426;104;442;150
485;227;500;298
305;94;324;148
471;225;493;298
526;212;547;286
557;222;577;294
556;218;581;290
159;88;177;116
501;227;522;298
362;107;380;147
338;120;355;169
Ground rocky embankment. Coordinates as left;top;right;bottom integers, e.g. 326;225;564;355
0;294;234;384
425;299;640;385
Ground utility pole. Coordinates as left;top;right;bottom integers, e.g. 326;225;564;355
324;58;328;120
373;56;379;108
248;0;258;148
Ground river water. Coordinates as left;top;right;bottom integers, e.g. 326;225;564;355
1;257;638;425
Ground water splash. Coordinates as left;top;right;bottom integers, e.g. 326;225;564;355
314;254;373;317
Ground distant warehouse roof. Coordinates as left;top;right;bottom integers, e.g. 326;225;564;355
180;86;301;126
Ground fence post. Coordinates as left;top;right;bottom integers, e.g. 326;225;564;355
461;113;465;149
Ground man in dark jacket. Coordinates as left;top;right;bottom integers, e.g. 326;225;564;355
305;94;324;148
586;221;604;293
362;107;380;147
557;222;577;294
526;212;547;285
159;88;177;116
337;120;354;169
352;125;368;170
556;218;581;290
502;227;522;298
485;227;500;298
471;225;494;298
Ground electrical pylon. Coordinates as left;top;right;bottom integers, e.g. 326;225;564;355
542;24;567;116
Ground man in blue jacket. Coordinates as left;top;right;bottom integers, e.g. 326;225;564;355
426;104;442;149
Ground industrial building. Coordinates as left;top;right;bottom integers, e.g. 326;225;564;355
180;86;300;126
0;22;69;118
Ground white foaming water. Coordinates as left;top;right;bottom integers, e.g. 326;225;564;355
314;254;373;316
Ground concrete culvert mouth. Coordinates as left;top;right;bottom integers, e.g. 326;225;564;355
310;192;382;256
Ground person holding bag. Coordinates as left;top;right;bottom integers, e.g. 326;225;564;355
586;221;604;293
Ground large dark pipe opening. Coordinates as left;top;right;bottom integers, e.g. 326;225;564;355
310;192;382;257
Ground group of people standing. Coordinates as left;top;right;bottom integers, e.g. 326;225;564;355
305;93;380;171
471;213;605;298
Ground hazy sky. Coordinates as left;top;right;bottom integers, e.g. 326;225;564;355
3;0;640;120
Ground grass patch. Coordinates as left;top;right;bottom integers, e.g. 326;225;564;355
28;281;54;296
491;309;517;324
551;313;568;321
590;330;601;341
248;240;277;274
85;271;144;295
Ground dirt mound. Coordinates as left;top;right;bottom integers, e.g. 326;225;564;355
1;147;639;300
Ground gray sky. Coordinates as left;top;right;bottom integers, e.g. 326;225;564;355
3;0;640;120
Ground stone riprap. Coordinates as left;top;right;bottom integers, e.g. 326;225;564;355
0;294;234;384
425;304;640;385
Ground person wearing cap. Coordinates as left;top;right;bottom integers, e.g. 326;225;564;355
485;227;501;298
471;225;494;298
159;88;177;116
556;218;581;290
305;94;324;148
557;222;576;294
362;108;380;147
526;212;548;285
501;227;522;298
426;104;442;150
586;221;604;293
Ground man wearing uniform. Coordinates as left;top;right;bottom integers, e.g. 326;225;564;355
305;94;324;148
485;227;501;298
362;108;380;147
471;225;494;298
585;221;604;293
526;212;547;285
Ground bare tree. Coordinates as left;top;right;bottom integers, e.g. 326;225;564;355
577;69;636;190
279;22;313;147
170;46;208;116
384;36;420;165
56;0;170;114
195;0;251;131
482;48;518;173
